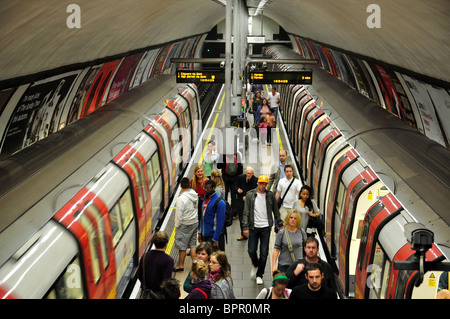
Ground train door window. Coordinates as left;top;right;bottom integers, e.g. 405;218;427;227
45;257;84;299
371;241;391;299
150;151;161;184
357;201;385;270
344;179;367;238
335;181;347;219
127;158;146;210
78;213;101;283
84;204;110;271
184;103;191;128
110;188;134;246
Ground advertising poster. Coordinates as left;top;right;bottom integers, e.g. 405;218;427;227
106;52;144;103
0;72;79;159
425;84;450;147
401;75;446;147
0;88;15;118
80;60;121;118
65;66;102;125
370;64;403;119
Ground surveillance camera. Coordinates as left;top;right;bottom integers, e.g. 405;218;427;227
220;61;225;68
404;222;433;253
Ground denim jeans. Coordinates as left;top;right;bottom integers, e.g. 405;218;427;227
247;226;271;278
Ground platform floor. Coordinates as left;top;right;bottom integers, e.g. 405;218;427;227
159;85;301;299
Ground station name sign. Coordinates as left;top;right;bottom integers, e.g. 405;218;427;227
249;70;313;84
176;69;225;83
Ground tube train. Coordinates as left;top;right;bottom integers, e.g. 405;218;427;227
0;75;200;299
265;45;450;299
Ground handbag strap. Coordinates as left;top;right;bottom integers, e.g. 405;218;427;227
194;288;208;299
281;177;295;203
284;229;296;262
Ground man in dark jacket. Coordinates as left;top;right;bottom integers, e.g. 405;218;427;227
235;166;258;241
242;175;283;285
285;237;337;293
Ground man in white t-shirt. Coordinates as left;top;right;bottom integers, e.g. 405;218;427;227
276;165;302;222
267;87;281;123
242;175;283;285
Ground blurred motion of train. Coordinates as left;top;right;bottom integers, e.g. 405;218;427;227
0;75;201;299
264;45;450;299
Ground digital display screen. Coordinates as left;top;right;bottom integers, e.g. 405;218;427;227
176;69;225;83
249;70;313;84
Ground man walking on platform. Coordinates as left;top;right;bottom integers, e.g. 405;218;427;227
235;167;258;241
242;175;283;285
276;164;302;222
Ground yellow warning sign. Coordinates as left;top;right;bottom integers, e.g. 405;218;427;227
429;273;436;287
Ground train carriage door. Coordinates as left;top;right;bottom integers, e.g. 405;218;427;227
339;167;380;297
292;90;309;150
177;91;193;160
185;84;201;146
354;194;402;299
145;124;169;208
308;128;341;192
325;149;358;251
296;96;314;160
153;116;177;197
147;150;164;231
113;145;151;258
288;86;306;135
55;188;116;299
167;99;189;176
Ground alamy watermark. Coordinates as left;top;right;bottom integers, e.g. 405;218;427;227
367;4;381;29
66;4;81;29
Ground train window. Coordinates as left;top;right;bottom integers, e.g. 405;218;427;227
151;151;161;181
85;204;110;271
110;188;134;246
344;179;367;238
110;204;123;246
119;189;134;230
184;103;191;127
371;241;391;299
357;201;385;270
78;214;101;283
335;181;346;219
146;160;154;189
127;158;145;209
45;257;84;299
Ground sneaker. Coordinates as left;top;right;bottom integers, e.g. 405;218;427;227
256;277;263;285
250;266;258;279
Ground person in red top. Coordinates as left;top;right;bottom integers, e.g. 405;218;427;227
191;164;208;222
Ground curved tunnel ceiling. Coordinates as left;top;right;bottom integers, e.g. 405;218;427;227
0;0;449;83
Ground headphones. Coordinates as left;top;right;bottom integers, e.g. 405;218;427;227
272;275;289;287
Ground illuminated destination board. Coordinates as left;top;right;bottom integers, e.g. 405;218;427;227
176;69;225;83
249;70;313;84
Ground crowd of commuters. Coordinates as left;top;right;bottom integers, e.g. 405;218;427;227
137;85;337;300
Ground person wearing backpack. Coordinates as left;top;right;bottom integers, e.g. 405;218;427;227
218;153;243;220
198;179;226;251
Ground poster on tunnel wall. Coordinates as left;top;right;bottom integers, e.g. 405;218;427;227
0;71;80;160
80;60;121;118
401;74;446;147
106;53;144;103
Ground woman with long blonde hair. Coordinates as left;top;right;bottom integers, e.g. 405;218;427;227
210;169;225;198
